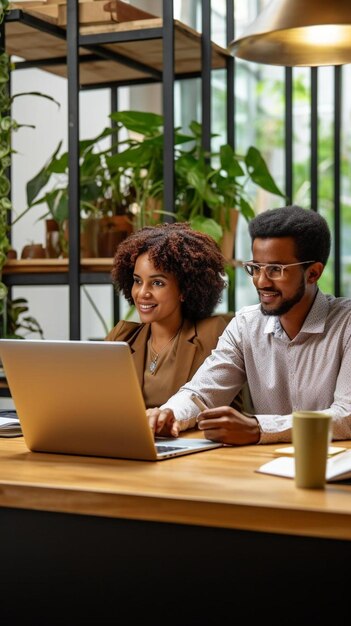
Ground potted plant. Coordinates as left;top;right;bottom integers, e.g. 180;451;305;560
106;111;285;256
0;296;44;339
16;130;134;257
14;138;103;257
103;111;285;307
20;111;188;255
105;110;194;229
176;119;286;258
18;109;284;261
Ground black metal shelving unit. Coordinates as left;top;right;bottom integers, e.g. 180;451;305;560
3;0;233;339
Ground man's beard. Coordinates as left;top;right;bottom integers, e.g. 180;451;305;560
259;276;306;316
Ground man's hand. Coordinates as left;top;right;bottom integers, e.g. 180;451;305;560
146;407;180;438
196;406;260;445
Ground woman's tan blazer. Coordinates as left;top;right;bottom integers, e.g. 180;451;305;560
105;314;232;400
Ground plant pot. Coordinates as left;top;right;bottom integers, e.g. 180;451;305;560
80;217;100;258
219;208;239;262
62;216;101;258
45;219;62;258
21;243;46;259
97;215;133;257
6;248;17;260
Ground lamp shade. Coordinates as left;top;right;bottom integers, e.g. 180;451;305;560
229;0;351;67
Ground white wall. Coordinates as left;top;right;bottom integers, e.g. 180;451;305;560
10;0;167;342
9;0;241;346
11;68;135;340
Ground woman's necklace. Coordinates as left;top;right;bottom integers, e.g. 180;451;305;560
149;330;180;375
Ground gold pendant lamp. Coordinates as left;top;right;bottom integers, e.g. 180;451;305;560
229;0;351;67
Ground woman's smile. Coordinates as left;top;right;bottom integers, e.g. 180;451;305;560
132;253;183;327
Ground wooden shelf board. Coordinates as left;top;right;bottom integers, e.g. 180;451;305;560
3;258;113;274
6;9;230;86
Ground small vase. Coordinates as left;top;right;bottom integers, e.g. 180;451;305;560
80;217;100;258
45;219;62;258
6;249;17;260
21;243;46;259
62;217;101;258
97;215;133;257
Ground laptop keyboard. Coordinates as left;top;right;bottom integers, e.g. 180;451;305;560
156;444;190;453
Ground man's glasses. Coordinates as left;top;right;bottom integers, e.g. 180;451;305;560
242;261;315;280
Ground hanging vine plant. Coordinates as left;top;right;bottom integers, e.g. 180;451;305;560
0;0;11;305
0;1;58;336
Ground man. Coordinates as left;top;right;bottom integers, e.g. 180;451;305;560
147;205;351;445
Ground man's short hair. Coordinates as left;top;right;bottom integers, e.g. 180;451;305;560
248;205;331;265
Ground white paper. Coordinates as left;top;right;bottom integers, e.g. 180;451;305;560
274;445;346;457
0;417;19;428
257;450;351;482
0;416;22;437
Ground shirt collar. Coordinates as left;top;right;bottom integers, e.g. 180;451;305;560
299;289;329;334
263;315;282;336
263;289;328;337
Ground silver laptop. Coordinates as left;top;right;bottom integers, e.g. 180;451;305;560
0;339;222;461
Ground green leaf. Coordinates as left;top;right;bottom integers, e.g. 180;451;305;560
0;142;10;159
2;296;44;339
187;167;208;196
110;110;164;136
0;282;8;300
175;153;197;174
26;166;52;206
245;146;285;197
80;181;101;205
26;141;63;205
49;151;68;174
239;197;255;221
0;173;10;196
0;116;14;131
219;144;245;177
12;92;60;109
46;189;68;223
189;215;223;243
0;196;11;210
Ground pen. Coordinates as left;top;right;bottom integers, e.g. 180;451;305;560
190;393;208;412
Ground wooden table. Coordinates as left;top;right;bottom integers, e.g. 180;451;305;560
1;436;350;624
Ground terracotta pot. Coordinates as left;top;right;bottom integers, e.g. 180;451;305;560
6;248;17;260
62;216;101;258
80;217;100;258
45;219;62;258
219;208;239;262
21;243;46;259
97;215;133;257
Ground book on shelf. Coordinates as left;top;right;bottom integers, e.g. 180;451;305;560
0;410;22;438
257;448;351;483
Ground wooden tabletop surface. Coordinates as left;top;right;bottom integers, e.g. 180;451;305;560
0;436;351;540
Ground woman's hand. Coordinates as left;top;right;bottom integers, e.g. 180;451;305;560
146;407;180;438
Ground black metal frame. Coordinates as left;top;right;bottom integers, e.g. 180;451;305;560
3;0;229;339
3;2;344;339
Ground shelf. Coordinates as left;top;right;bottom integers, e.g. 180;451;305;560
6;2;230;87
3;259;114;285
3;1;230;337
4;258;113;273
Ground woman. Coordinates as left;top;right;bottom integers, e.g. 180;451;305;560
106;222;232;408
